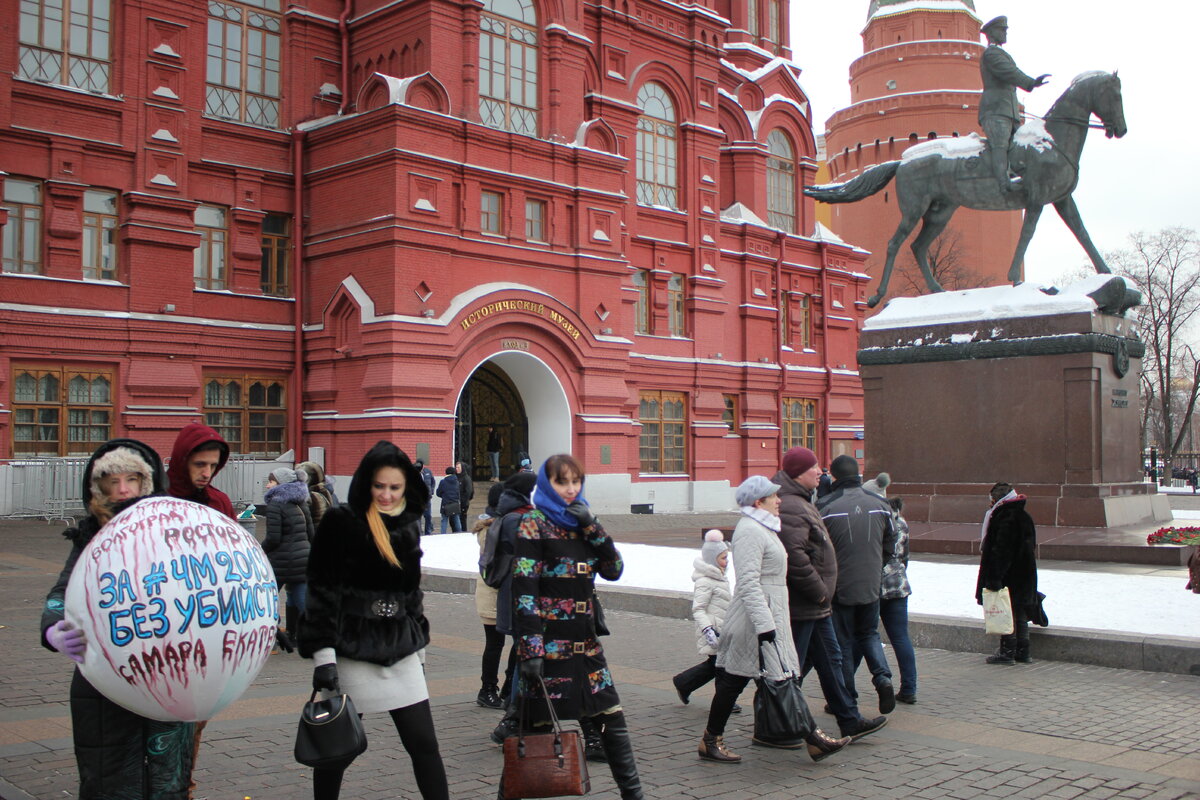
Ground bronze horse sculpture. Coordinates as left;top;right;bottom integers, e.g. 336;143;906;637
806;71;1127;307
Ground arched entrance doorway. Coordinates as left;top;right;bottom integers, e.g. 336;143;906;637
454;351;572;481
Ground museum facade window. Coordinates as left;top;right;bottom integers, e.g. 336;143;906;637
2;178;43;275
636;82;678;208
206;0;282;128
782;397;817;453
639;390;686;474
18;0;112;93
12;364;113;456
203;374;287;456
479;0;538;136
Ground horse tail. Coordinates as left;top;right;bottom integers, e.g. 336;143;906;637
803;161;900;203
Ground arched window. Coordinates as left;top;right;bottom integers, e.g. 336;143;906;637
479;0;538;135
766;129;796;233
747;0;758;38
636;82;678;208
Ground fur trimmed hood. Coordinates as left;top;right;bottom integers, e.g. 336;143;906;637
265;479;310;506
81;439;164;505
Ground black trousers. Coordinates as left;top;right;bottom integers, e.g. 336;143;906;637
313;700;448;800
482;623;514;691
673;654;717;696
704;668;752;737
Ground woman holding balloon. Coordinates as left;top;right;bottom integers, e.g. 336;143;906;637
40;438;196;799
298;441;449;800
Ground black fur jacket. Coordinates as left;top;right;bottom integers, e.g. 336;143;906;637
298;441;431;666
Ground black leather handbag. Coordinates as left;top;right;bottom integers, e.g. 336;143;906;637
752;641;815;747
294;691;368;769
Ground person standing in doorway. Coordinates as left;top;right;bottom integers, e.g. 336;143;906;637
166;421;235;799
486;426;503;481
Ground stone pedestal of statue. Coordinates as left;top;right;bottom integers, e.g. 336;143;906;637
858;282;1171;528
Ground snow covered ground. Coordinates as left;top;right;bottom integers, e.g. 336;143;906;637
420;533;1198;641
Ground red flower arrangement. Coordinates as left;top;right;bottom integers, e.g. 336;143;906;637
1146;526;1200;546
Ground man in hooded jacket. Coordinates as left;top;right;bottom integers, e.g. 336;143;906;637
817;455;899;715
166;421;235;799
167;422;235;519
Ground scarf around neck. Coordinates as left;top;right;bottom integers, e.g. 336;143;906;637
531;461;588;530
740;505;781;533
980;489;1019;540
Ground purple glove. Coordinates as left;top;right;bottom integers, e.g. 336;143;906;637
46;620;87;663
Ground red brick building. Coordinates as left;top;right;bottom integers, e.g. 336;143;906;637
822;0;1022;302
0;0;869;512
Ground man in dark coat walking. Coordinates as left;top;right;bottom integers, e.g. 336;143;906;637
817;455;898;714
976;482;1040;664
775;447;887;741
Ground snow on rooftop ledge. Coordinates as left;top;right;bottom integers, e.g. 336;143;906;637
720;202;767;226
863;276;1135;330
869;1;980;23
811;221;845;243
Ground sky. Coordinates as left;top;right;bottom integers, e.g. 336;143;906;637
788;1;1200;286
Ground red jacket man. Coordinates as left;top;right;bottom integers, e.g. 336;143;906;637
167;422;234;519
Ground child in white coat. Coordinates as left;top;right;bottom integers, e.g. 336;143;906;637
672;530;735;706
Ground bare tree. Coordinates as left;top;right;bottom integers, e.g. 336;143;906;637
1112;227;1200;458
896;228;988;294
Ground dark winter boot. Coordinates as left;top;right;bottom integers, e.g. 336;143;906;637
580;716;607;762
986;635;1016;665
491;704;520;744
284;606;300;652
1014;641;1033;664
595;712;645;800
477;685;503;709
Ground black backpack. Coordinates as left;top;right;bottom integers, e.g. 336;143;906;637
479;513;514;589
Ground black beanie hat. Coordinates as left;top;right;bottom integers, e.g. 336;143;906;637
830;454;859;480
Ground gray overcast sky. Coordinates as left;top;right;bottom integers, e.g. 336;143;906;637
790;1;1199;285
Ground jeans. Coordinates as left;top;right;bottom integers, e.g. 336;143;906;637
283;581;307;614
440;514;463;534
879;596;917;698
423;506;433;536
489;451;500;480
792;616;861;730
831;600;892;700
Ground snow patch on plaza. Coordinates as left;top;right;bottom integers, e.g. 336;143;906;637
419;532;1197;640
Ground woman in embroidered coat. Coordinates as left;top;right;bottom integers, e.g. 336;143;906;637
511;454;645;800
299;441;448;800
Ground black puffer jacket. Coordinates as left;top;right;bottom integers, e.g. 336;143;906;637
817;477;897;606
773;469;837;621
41;439;195;799
298;441;432;666
262;479;314;583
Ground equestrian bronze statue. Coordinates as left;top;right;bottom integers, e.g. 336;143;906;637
806;71;1127;308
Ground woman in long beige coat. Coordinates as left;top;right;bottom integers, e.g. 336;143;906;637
698;475;850;765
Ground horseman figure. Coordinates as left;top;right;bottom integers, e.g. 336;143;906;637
979;16;1050;193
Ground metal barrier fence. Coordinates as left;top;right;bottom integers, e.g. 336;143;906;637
0;456;290;520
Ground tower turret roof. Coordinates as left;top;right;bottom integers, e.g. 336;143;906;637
867;0;977;22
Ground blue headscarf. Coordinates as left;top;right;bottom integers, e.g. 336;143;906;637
532;458;588;530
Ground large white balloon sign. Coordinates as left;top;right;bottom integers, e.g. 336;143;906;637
65;497;278;722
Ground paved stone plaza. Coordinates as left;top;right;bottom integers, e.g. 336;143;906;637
2;519;1198;799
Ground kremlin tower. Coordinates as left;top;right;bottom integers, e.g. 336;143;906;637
822;0;1023;301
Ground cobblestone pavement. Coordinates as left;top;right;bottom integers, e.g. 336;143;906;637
2;520;1200;800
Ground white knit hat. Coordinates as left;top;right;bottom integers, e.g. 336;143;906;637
700;529;730;566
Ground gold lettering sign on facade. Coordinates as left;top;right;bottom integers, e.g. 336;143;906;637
459;300;581;341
